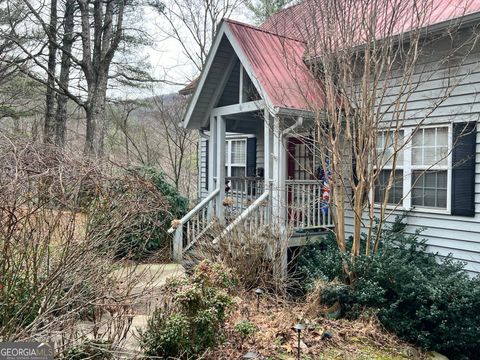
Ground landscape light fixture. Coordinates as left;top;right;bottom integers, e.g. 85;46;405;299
254;288;263;310
242;351;258;359
293;323;305;360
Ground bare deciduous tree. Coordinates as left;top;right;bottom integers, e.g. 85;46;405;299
271;0;479;279
152;0;245;72
153;95;197;194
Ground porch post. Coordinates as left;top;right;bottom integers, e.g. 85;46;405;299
207;116;217;219
272;116;287;227
272;115;288;279
216;115;226;225
264;108;271;186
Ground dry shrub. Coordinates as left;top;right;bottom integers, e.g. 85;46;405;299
0;137;167;356
185;222;292;292
86;172;172;261
208;293;427;360
302;279;344;319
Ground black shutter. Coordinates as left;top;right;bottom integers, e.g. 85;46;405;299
205;139;209;190
451;122;476;217
246;137;257;177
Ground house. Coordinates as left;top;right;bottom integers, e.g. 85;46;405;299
170;0;480;276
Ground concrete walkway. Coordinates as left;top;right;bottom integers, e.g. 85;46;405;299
121;263;185;355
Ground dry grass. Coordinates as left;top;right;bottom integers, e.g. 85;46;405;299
207;292;427;360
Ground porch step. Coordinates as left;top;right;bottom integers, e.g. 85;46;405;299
289;227;331;247
181;225;221;274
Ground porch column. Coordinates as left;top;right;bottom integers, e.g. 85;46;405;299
264;108;272;186
207;116;217;219
272;115;288;279
272;115;287;228
215;115;226;225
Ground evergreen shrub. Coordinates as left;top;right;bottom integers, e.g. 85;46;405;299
298;217;480;360
140;261;237;359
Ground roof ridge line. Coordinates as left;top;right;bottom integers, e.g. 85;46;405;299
223;18;306;44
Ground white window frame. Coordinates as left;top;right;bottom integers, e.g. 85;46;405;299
374;130;405;206
373;124;452;214
408;124;452;214
225;138;247;177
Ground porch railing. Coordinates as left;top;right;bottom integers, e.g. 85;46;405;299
285;180;334;229
214;182;272;243
224;176;264;222
167;188;219;260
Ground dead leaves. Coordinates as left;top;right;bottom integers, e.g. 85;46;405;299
206;292;426;359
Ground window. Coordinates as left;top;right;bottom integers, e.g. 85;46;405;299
411;127;448;209
225;139;247;177
375;169;404;204
376;131;404;167
374;131;404;204
374;126;451;211
287;138;314;180
412;171;447;208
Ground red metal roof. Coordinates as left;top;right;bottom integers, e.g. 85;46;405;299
179;77;198;96
225;19;325;111
260;0;480;42
261;0;480;43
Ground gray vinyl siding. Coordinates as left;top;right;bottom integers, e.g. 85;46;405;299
255;122;265;171
345;32;480;275
187;36;235;128
216;60;240;107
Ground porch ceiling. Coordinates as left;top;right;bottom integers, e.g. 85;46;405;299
224;111;263;133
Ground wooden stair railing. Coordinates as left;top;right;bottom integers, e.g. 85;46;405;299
213;185;271;244
168;188;220;261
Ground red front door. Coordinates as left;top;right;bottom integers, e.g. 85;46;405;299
287;137;315;224
287;137;314;180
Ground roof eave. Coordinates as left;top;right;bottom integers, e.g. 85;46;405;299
182;24;228;129
304;10;480;64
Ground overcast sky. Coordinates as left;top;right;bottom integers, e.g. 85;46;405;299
138;4;252;98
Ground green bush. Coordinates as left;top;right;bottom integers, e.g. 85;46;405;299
298;217;480;360
88;166;188;260
234;320;258;340
0;276;43;330
140;261;237;359
135;166;188;220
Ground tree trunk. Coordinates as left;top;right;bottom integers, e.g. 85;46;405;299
55;0;76;147
84;81;107;156
44;0;57;144
78;0;125;156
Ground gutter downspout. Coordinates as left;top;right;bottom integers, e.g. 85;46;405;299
282;116;304;136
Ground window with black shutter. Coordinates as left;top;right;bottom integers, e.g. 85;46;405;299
370;124;475;214
451;122;476;217
246;137;257;177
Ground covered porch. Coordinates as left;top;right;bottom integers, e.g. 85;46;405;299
169;18;333;262
171;103;333;260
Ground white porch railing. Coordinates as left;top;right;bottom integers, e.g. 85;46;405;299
285;180;334;229
214;184;272;242
224;177;264;221
168;179;334;261
167;188;220;260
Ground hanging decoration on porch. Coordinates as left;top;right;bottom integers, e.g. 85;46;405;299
320;159;331;214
